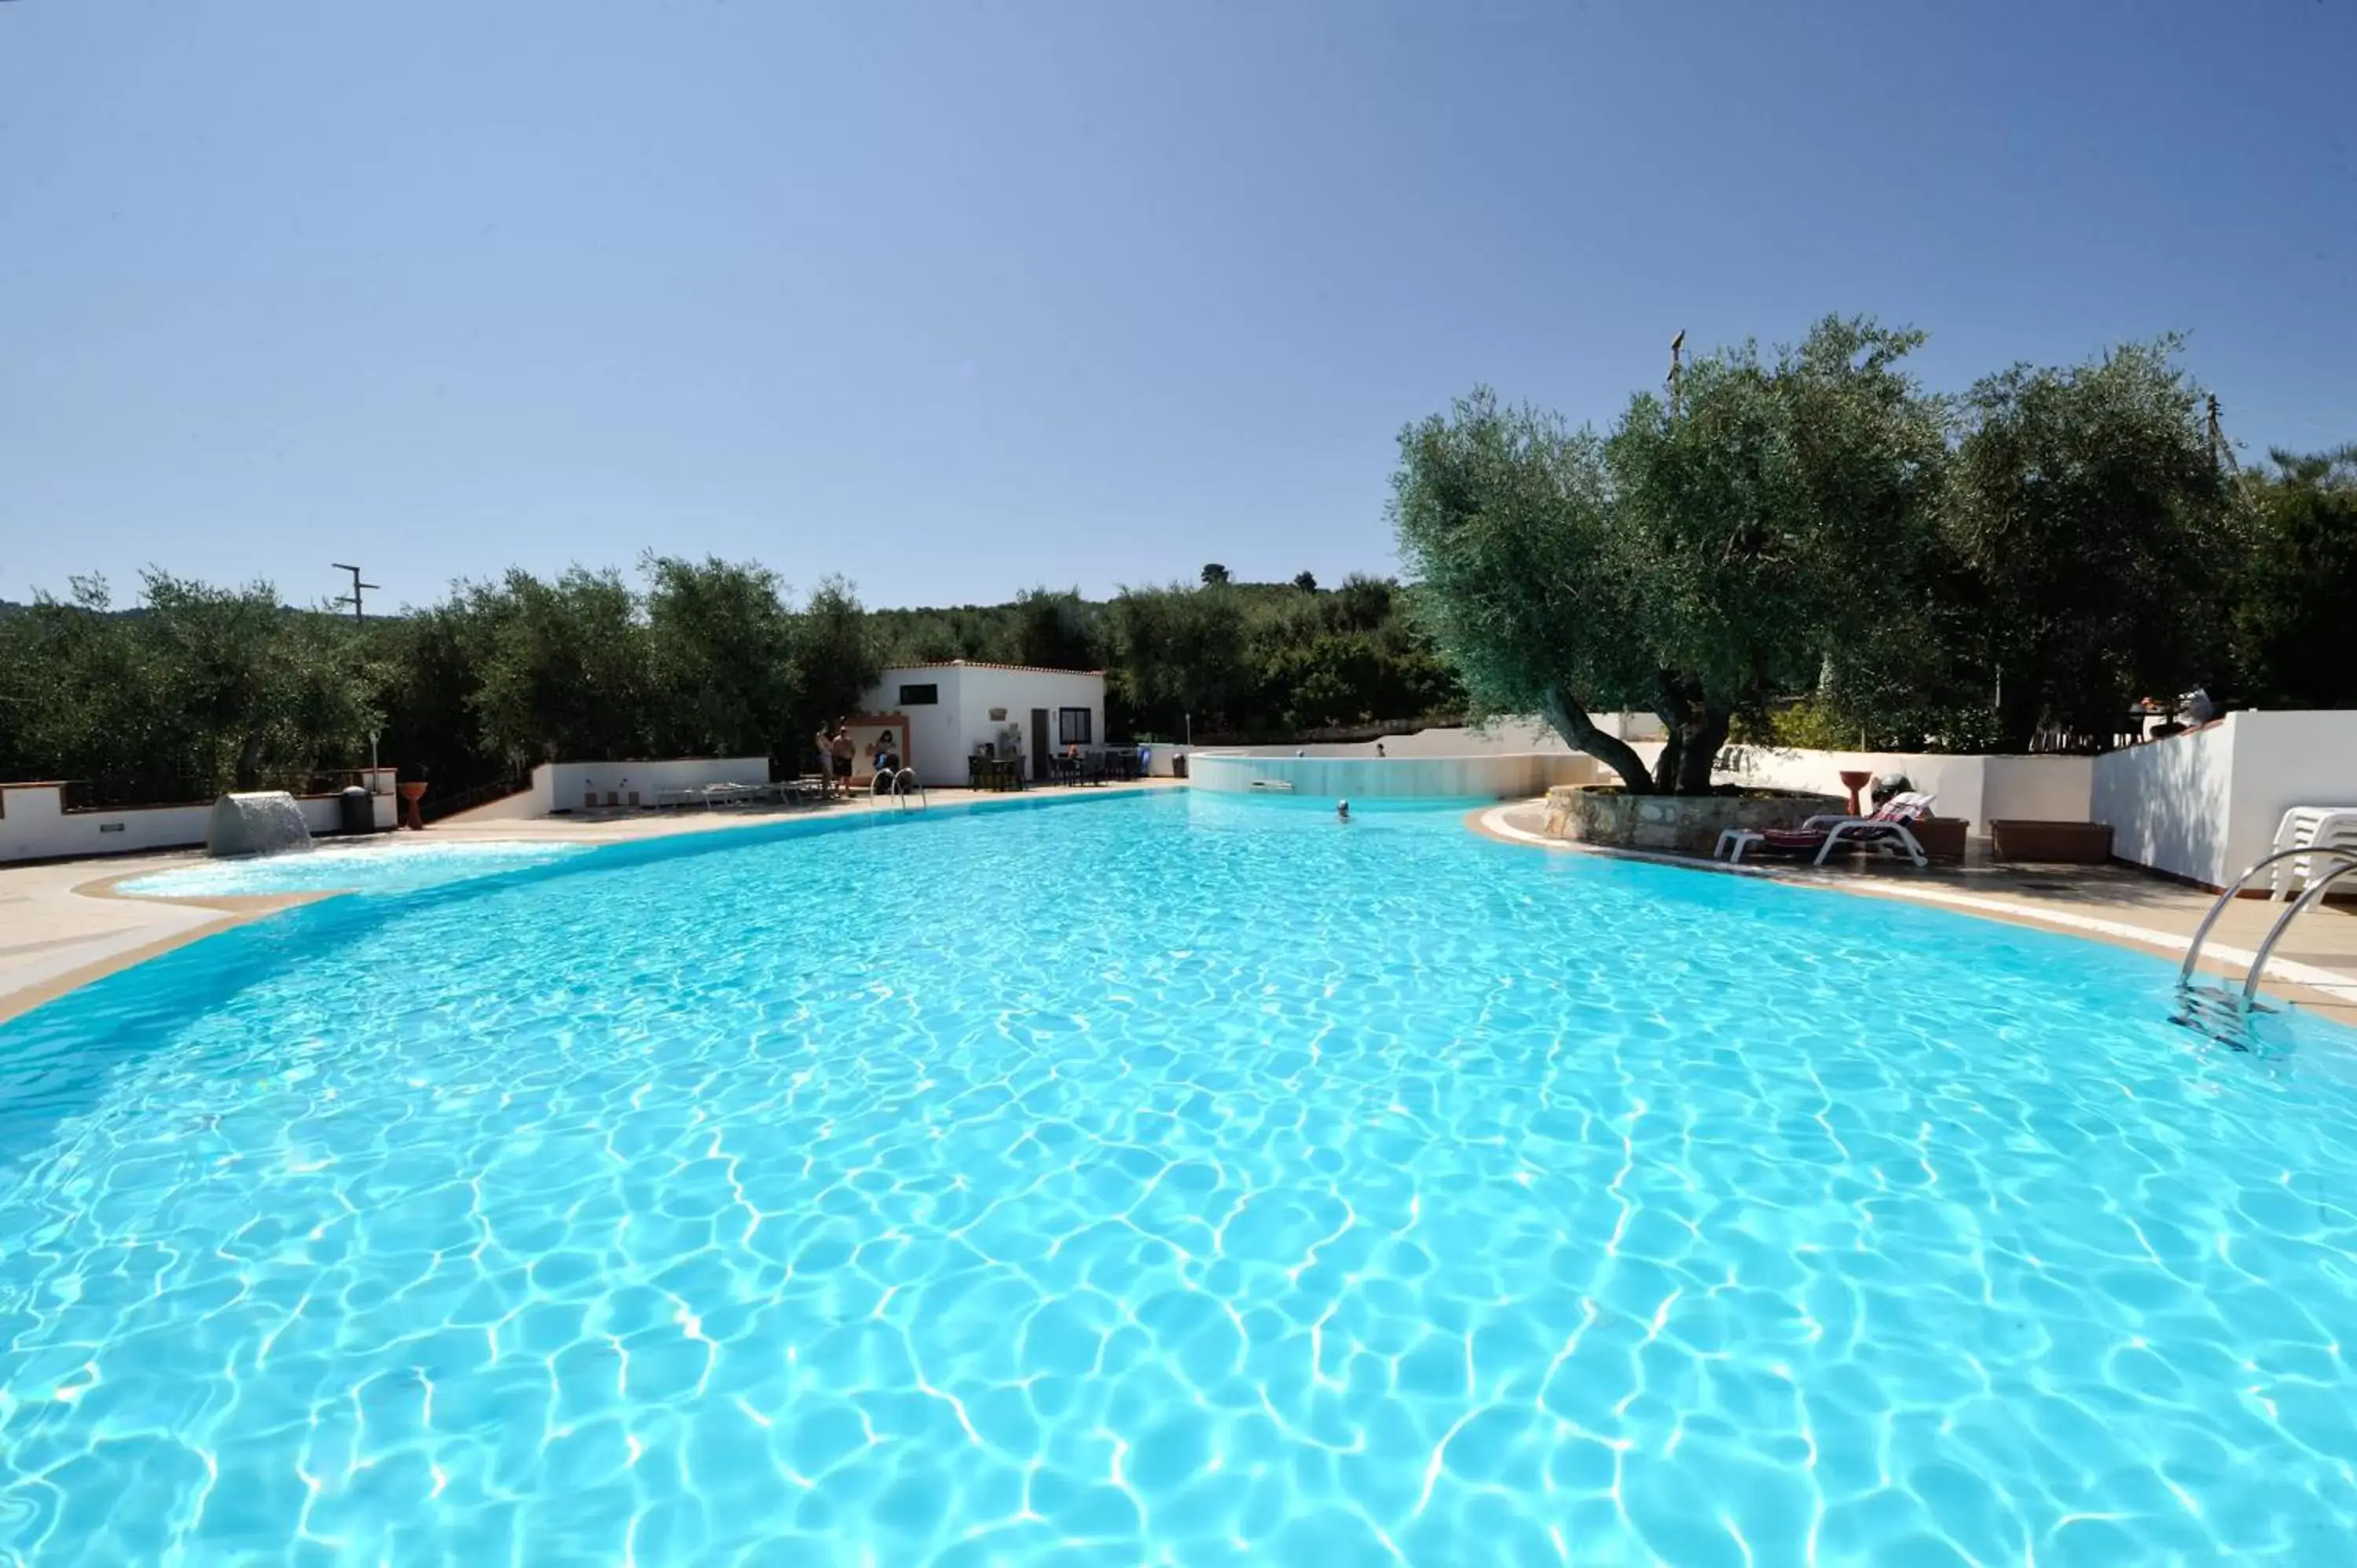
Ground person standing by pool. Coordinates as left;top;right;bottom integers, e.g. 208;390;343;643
829;724;854;793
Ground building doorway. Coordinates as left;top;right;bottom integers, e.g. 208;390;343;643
1030;709;1050;782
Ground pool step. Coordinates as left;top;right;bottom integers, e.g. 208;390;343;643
2172;982;2262;1051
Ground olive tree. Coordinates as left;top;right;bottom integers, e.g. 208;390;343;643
1605;318;1948;789
1389;390;1659;789
1393;317;1947;793
643;554;797;757
1942;340;2230;749
466;567;649;768
788;576;883;745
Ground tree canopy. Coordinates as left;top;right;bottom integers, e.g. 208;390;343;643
1393;317;2267;789
1942;341;2230;749
2227;445;2357;710
0;573;377;803
4;562;1459;802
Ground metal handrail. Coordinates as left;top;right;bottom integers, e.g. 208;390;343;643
871;768;926;810
2241;859;2357;1006
2178;843;2357;991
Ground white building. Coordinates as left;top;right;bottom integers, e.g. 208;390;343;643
858;662;1108;787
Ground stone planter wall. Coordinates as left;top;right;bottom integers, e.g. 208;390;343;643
1543;785;1844;858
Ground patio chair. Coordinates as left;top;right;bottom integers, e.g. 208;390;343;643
1716;792;1937;868
2269;807;2357;899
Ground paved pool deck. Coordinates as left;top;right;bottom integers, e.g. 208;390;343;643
1475;800;2357;1031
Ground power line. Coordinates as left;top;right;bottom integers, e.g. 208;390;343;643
332;562;379;625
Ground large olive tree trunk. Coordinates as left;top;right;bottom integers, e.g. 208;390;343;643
1538;683;1656;794
1675;704;1732;793
1651;673;1732;795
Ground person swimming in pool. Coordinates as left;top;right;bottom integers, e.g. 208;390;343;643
1337;799;1351;822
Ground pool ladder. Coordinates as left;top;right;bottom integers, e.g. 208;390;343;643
2174;845;2357;1043
871;768;928;811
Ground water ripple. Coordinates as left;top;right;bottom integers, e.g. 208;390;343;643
4;793;2357;1563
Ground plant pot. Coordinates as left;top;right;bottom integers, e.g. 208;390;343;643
1990;819;2112;863
1909;816;1967;861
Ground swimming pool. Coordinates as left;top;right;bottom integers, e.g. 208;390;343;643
115;837;592;899
3;792;2355;1563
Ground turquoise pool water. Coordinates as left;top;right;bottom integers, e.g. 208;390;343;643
116;838;591;899
5;792;2357;1563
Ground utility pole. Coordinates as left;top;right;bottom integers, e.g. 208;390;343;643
1667;329;1685;419
2205;394;2238;474
332;562;379;625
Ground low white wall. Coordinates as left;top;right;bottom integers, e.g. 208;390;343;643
2091;710;2357;888
452;773;555;821
544;757;772;811
1;771;398;863
2222;711;2357;883
2091;723;2233;885
1715;747;2092;834
1717;747;1985;826
1206;715;1660;759
1982;755;2094;825
1189;752;1603;800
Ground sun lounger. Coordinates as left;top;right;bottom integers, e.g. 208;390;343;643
1717;792;1936;868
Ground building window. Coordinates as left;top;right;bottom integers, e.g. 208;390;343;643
898;683;940;705
1058;707;1092;746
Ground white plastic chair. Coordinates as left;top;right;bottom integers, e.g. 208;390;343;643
2269;807;2357;899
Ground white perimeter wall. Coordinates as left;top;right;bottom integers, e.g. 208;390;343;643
542;757;772;811
2090;723;2234;886
1189;752;1605;800
2220;712;2357;878
0;771;398;863
461;757;789;819
1716;747;2092;833
2091;711;2357;888
1208;715;1662;758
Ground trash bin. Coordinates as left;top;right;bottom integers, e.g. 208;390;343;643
1172;753;1188;779
338;785;373;835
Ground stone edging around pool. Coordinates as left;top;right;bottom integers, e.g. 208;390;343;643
1;783;1182;1027
1470;801;2357;1017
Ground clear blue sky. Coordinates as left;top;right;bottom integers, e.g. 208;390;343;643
3;1;2352;614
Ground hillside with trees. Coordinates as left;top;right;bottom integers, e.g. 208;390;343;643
0;564;1459;806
